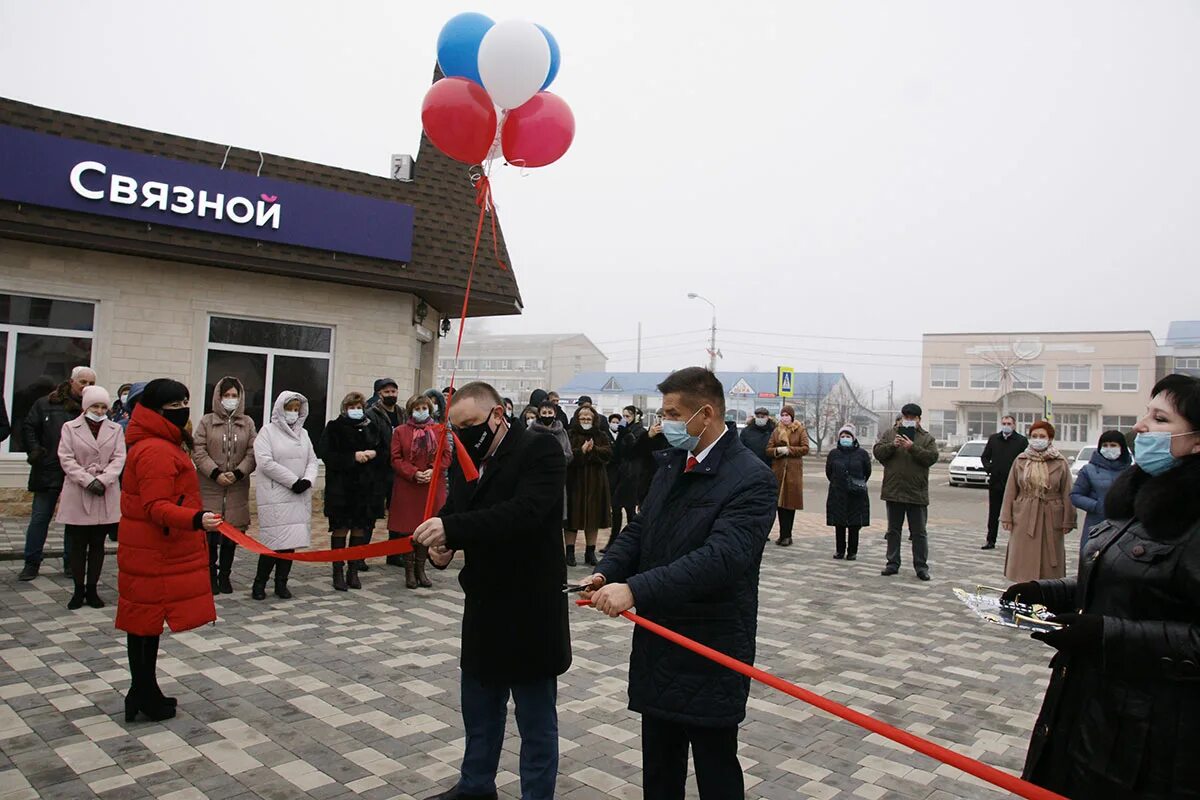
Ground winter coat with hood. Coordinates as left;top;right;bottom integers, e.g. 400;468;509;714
20;381;82;491
192;377;257;529
566;419;612;531
1071;447;1133;540
1001;447;1076;583
766;420;810;510
739;417;775;469
1022;456;1200;798
873;424;940;505
825;439;872;528
56;413;126;526
253;392;319;550
388;416;451;534
317;410;389;523
115;404;216;636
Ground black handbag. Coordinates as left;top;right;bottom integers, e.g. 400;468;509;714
847;476;868;495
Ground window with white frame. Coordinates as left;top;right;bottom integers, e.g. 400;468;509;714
1176;357;1200;377
1058;364;1091;391
1013;411;1039;435
1103;365;1139;392
928;410;957;439
965;410;998;438
205;316;333;438
1012;365;1045;390
969;365;1001;390
929;364;959;388
1057;412;1089;443
1102;415;1138;433
1;293;96;454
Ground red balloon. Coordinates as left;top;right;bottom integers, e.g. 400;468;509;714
501;92;575;168
421;77;498;164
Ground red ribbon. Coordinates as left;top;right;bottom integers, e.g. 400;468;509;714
577;600;1067;800
215;521;412;562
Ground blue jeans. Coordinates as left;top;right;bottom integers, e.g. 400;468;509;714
23;489;61;565
458;672;558;800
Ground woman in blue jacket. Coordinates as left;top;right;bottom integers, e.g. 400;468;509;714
1069;429;1132;557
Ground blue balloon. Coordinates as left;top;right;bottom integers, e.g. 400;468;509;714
437;12;494;86
537;24;560;90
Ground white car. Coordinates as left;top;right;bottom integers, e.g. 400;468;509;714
1070;446;1096;480
948;440;990;487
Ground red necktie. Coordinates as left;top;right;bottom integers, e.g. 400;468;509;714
685;456;699;473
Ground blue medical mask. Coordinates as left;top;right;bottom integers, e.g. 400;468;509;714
347;408;364;420
1134;430;1197;476
839;437;854;448
412;409;430;423
662;406;707;451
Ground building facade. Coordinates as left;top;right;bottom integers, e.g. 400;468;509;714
920;331;1158;448
0;96;521;498
435;333;606;404
1158;320;1200;379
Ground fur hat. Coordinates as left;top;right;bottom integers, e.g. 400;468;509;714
81;385;111;411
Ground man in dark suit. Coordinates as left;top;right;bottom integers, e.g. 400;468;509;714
980;414;1029;550
415;381;569;800
580;367;777;800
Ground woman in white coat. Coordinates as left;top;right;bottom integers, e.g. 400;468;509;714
56;385;126;610
251;392;318;601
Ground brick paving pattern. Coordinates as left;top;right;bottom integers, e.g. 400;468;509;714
0;510;1066;799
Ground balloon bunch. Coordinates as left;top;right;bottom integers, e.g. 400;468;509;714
423;13;575;169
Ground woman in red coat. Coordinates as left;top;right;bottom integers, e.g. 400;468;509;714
388;394;450;589
117;379;221;723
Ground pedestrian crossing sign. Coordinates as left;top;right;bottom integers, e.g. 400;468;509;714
777;367;794;398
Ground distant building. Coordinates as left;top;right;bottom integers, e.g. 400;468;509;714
920;330;1158;448
436;333;606;404
558;370;877;449
1158;320;1200;379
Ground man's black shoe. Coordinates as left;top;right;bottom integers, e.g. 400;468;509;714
981;543;996;550
880;567;898;576
422;787;499;800
917;571;931;581
18;562;39;581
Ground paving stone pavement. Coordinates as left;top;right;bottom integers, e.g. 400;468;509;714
0;510;1068;799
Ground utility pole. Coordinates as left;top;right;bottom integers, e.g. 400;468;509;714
636;322;642;373
888;380;894;411
687;293;718;372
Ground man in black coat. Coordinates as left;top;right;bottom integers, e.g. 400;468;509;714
980;414;1028;550
18;366;95;581
415;381;569;800
739;406;776;468
364;378;403;569
581;367;777;800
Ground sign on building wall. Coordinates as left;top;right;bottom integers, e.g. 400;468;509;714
0;125;415;262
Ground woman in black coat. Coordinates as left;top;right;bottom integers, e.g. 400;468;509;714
1003;374;1200;798
316;392;388;591
825;423;871;560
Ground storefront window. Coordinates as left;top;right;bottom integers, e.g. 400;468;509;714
1;293;95;454
928;409;957;439
966;410;998;438
204;315;332;438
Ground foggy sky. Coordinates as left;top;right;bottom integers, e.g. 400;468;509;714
2;1;1197;396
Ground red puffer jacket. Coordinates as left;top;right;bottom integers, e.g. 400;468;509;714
115;405;216;636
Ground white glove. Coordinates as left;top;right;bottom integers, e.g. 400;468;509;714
776;447;789;457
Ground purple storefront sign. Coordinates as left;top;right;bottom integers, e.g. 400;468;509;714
0;124;414;262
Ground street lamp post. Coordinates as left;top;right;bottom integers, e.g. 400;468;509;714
687;292;718;372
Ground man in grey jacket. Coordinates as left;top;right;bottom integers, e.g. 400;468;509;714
873;402;940;581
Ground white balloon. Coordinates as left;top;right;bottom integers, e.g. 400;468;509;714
477;20;551;110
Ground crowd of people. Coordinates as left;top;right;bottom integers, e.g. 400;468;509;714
4;362;1199;799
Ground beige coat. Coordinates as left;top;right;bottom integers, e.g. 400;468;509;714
192;378;257;528
766;422;810;510
1001;452;1077;583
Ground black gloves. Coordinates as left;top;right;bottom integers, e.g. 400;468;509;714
209;468;222;481
233;469;245;481
26;447;45;467
85;479;106;496
291;479;312;494
1032;614;1103;653
1001;582;1043;605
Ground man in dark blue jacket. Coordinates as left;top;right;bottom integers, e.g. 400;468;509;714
581;367;777;800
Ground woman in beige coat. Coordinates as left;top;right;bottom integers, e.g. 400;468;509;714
1001;419;1076;583
766;404;810;546
192;376;257;595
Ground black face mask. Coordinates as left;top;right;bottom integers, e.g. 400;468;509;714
457;411;501;465
381;396;397;407
539;416;556;426
162;407;190;430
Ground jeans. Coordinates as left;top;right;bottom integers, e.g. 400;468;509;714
23;488;61;565
986;482;1006;545
885;502;929;573
642;714;743;800
458;672;558;800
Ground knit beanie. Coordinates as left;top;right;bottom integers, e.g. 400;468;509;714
81;385;111;410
